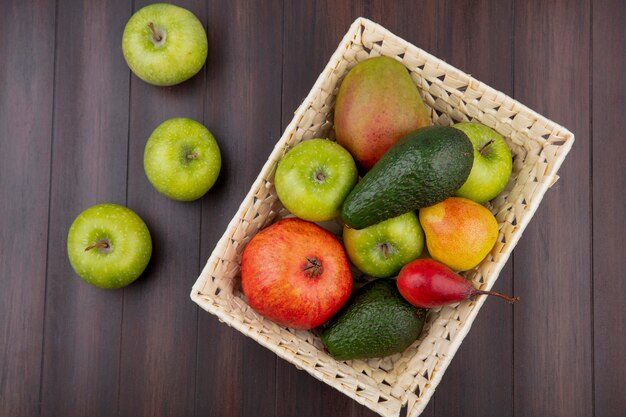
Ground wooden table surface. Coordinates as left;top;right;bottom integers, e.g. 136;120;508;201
2;1;624;416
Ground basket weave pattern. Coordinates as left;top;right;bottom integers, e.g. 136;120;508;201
191;18;574;417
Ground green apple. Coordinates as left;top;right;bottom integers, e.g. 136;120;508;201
67;204;152;289
144;117;221;201
343;212;424;278
122;3;208;86
274;139;358;222
453;122;513;203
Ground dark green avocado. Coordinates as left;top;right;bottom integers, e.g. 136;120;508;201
341;126;474;229
321;279;426;361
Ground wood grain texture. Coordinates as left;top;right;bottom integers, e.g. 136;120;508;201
513;1;593;416
194;1;282;416
116;1;205;416
432;1;514;417
592;0;626;415
39;1;131;416
0;1;55;416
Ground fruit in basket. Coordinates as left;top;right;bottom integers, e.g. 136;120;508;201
334;56;430;171
274;139;358;222
144;117;221;201
321;279;426;360
122;3;208;86
241;218;352;330
420;197;499;271
343;212;424;278
67;204;152;289
453;122;513;203
397;258;518;308
341;126;473;229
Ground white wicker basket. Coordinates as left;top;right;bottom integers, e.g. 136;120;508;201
191;17;574;417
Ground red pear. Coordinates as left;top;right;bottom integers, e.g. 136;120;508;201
396;258;518;308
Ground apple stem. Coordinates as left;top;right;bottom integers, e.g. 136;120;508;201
84;240;110;252
381;243;389;260
479;139;495;156
187;152;199;160
473;289;519;304
314;172;326;183
147;22;162;42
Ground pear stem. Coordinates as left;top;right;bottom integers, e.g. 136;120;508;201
479;139;495;156
147;22;162;42
473;289;519;304
84;240;110;252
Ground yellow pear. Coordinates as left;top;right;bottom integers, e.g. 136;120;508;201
419;197;498;271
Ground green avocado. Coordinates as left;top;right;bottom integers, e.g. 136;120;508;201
321;279;426;361
341;126;474;229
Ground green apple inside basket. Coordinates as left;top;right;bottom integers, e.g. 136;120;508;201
191;17;573;417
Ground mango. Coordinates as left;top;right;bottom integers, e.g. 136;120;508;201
419;197;499;271
334;56;431;171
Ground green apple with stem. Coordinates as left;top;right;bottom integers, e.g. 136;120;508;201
67;204;152;289
275;139;358;222
343;211;424;278
453;122;513;203
144;117;221;201
122;3;208;86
